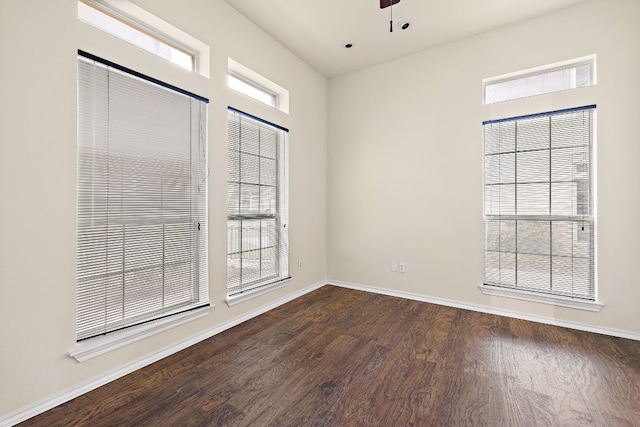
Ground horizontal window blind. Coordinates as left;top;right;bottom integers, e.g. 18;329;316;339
227;109;289;296
77;53;209;341
483;105;595;300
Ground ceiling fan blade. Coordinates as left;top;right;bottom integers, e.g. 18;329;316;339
380;0;400;9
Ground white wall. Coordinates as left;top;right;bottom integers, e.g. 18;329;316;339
328;0;640;335
0;0;327;418
3;0;640;421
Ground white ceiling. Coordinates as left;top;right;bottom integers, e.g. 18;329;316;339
224;0;589;78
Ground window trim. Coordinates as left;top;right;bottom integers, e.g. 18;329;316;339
69;306;212;362
479;284;603;312
225;277;291;306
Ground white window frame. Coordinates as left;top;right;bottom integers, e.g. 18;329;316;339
226;108;290;305
483;55;596;104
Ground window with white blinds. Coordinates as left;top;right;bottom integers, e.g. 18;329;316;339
484;105;595;300
77;51;209;341
227;108;289;297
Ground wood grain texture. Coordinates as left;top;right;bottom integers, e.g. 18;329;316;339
18;286;640;426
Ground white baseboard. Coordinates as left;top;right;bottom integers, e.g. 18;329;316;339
327;280;640;342
0;280;326;427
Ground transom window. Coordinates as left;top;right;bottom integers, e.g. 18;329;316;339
483;56;595;104
227;58;290;114
228;73;278;108
78;0;210;75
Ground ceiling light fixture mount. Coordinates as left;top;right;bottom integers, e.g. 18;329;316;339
379;0;400;9
380;0;402;33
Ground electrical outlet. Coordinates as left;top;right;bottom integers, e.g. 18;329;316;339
399;262;406;273
391;261;398;272
298;259;303;270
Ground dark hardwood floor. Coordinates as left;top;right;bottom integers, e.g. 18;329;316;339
19;285;640;426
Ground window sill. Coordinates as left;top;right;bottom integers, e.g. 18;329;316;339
225;278;291;306
68;306;212;362
479;284;604;312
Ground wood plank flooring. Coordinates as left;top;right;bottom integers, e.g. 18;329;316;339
18;285;640;426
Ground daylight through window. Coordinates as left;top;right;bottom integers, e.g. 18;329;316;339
484;57;595;104
226;109;289;298
483;106;595;300
78;0;195;71
76;52;209;340
228;73;278;108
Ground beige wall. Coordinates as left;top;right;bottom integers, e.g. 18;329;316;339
0;0;327;417
328;0;640;334
2;0;640;420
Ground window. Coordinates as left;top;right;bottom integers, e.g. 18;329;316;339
483;56;595;104
483;105;595;301
78;0;211;77
226;108;289;299
76;51;209;341
228;58;290;114
228;73;277;108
